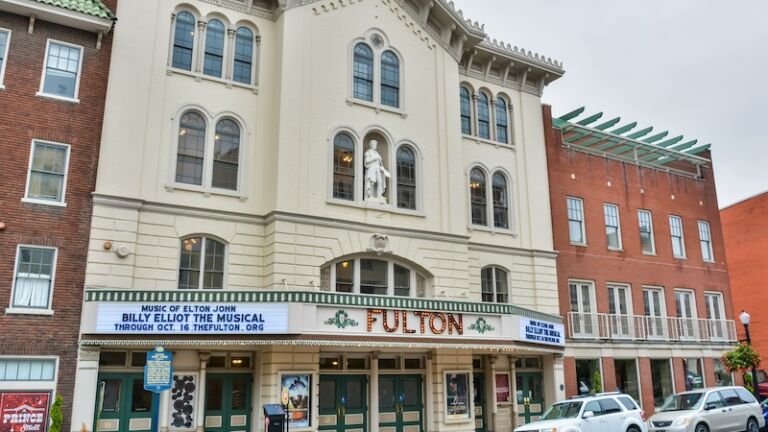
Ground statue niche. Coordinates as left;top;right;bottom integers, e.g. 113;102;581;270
363;138;390;204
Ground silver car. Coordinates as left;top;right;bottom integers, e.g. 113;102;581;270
648;386;764;432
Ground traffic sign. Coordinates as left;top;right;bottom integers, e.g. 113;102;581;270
144;346;173;393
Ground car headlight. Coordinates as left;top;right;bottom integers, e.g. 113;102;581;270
672;416;693;426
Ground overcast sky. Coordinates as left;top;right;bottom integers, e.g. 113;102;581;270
453;0;768;208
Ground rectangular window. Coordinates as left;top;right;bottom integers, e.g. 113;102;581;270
575;359;601;394
642;286;665;338
39;40;83;101
614;359;641;403
567;197;586;245
638;210;655;254
569;281;596;336
0;28;10;87
24;141;70;205
669;215;686;258
675;289;697;339
698;220;714;262
650;359;674;407
683;358;704;390
705;292;726;340
10;246;56;310
603;203;622;250
0;358;56;380
713;358;733;386
607;284;631;338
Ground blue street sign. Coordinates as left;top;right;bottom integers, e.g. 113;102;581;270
144;346;173;393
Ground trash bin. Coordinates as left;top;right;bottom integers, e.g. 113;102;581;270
263;404;285;432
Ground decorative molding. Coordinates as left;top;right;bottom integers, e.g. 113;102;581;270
383;0;438;53
311;0;364;15
368;233;390;255
468;317;495;334
84;289;563;323
197;0;278;20
324;310;360;328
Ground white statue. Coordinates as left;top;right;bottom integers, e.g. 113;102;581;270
364;140;390;203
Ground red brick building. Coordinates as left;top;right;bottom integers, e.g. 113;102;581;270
722;191;768;358
0;0;114;427
544;105;738;412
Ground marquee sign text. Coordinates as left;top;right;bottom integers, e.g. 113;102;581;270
367;309;464;335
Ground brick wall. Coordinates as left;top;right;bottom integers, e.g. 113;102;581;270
0;5;114;427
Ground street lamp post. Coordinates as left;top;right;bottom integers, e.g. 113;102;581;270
740;310;760;398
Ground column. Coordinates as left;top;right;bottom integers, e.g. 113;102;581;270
253;351;263;432
253;35;261;86
508;356;518;430
225;28;235;82
486;355;496;432
196;353;209;432
69;347;100;432
489;99;498;141
166;13;177;69
159;386;170;432
194;21;207;74
471;93;479;136
370;352;379;432
425;351;434;431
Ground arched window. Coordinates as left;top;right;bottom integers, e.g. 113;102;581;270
481;266;508;303
176;111;206;185
352;43;374;102
320;257;427;297
396;146;416;210
333;133;355;200
381;50;400;108
233;27;254;84
172;11;196;70
470;168;487;226
492;172;508;229
203;19;225;77
460;87;472;135
495;98;509;144
477;92;490;139
212;119;240;190
179;236;225;290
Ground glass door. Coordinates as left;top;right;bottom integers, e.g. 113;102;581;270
675;290;697;339
472;373;486;432
608;285;631;338
704;293;726;340
569;282;596;337
379;375;424;432
204;374;252;432
516;372;544;424
319;375;368;431
643;287;665;338
94;373;154;432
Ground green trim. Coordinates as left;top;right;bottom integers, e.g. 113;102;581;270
33;0;114;19
84;290;563;323
324;310;360;329
468;317;496;334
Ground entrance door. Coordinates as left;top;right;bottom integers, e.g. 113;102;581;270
319;375;368;431
204;374;252;432
379;375;424;432
569;281;596;337
643;287;666;338
94;373;155;432
472;374;486;432
516;372;544;424
675;290;697;339
608;285;631;338
704;293;726;340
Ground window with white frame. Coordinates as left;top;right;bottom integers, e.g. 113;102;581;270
10;246;56;310
0;28;10;87
480;266;508;303
39;40;83;100
669;215;686;258
332;133;355;201
396;145;416;210
569;280;596;336
638;209;655;254
603;203;622;250
178;236;226;290
642;286;666;338
460;87;472;135
320;257;427;298
170;11;258;86
495;97;509;144
174;110;241;193
470;168;511;230
24;140;70;205
698;220;714;262
0;358;56;381
567;197;586;244
351;33;401;109
476;92;491;139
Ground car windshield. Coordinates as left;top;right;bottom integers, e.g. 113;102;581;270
540;401;583;420
659;392;705;412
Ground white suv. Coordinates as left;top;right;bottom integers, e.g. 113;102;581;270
647;386;763;432
513;392;647;432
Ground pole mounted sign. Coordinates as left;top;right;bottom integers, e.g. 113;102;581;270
144;346;173;432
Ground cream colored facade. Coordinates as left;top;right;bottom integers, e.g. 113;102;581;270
72;1;565;431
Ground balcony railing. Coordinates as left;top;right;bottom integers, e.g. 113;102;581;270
567;312;737;343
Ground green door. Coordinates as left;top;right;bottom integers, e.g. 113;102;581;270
379;375;424;432
516;372;544;424
204;374;252;432
319;375;368;431
94;373;155;432
472;374;486;432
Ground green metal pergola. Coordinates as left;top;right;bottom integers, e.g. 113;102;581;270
552;107;711;179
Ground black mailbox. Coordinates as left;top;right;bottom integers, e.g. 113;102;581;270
263;404;285;432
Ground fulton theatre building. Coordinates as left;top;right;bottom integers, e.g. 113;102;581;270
70;0;566;431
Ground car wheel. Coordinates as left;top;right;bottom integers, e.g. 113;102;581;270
695;423;709;432
747;417;759;432
626;426;640;432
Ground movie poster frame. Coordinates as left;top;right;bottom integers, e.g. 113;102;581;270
279;371;313;430
494;372;512;405
443;370;472;423
0;391;52;432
